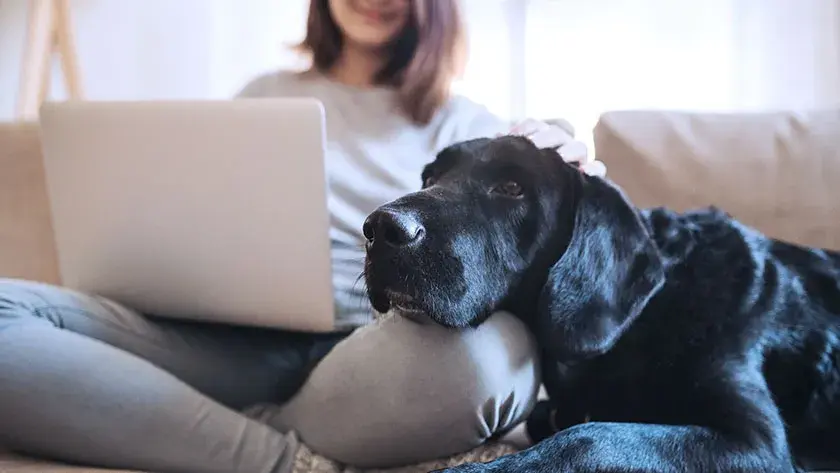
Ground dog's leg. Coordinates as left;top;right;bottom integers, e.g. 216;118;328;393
433;421;800;473
434;382;800;473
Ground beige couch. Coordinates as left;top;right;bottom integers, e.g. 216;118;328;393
1;109;839;472
594;109;840;251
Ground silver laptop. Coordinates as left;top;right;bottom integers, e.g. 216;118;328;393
38;99;336;332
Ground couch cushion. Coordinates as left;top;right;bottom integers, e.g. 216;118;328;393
593;110;840;251
0;442;518;473
0;122;60;284
0;450;139;472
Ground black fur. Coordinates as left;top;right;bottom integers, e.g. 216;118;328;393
362;135;840;473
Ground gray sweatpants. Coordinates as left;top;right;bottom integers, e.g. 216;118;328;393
0;279;540;473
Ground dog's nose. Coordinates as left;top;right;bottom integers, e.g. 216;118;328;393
363;209;425;247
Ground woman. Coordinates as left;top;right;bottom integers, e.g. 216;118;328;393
0;1;605;472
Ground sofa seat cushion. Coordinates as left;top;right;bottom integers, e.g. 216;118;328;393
0;450;140;472
1;441;518;473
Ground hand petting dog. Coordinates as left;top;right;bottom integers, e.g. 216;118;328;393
508;117;607;178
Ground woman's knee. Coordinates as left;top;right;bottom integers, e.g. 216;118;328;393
0;279;130;335
446;311;542;436
264;311;541;468
0;279;57;325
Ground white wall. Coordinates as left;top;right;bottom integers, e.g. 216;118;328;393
0;0;516;121
0;0;310;120
2;0;837;128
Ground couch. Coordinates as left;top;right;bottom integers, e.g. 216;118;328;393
1;109;839;472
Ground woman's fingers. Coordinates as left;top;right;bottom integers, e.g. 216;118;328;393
557;140;589;165
506;119;603;176
509;117;550;137
528;127;574;150
580;160;607;178
512;119;584;161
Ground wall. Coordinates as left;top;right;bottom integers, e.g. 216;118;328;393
2;0;837;127
0;0;310;120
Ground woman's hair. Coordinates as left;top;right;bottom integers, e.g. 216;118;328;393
298;0;466;126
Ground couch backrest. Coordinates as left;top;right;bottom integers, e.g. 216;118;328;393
594;110;840;251
0;123;61;284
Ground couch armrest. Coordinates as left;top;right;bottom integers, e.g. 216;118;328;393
0;122;61;284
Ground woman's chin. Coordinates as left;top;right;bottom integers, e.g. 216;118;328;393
345;30;401;51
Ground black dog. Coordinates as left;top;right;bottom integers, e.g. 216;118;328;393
362;135;840;472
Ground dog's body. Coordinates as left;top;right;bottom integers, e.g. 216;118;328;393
526;206;840;473
362;135;840;472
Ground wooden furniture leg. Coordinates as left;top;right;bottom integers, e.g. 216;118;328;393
16;0;54;120
15;0;83;122
53;0;83;100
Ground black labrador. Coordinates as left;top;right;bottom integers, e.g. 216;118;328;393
361;135;840;473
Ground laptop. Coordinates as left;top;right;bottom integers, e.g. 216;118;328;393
38;98;336;332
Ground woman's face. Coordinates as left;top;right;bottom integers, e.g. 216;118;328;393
328;0;411;50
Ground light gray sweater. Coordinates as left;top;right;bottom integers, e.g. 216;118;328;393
237;69;509;330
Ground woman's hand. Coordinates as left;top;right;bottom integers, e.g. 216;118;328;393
509;118;607;178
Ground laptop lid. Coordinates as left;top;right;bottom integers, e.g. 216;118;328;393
38;99;335;332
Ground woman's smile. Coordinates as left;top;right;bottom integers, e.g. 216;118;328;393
348;0;404;25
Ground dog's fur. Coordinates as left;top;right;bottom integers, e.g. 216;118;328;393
362;135;840;472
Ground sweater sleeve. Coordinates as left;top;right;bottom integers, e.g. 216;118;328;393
234;72;278;98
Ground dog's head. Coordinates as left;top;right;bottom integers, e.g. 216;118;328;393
363;135;665;360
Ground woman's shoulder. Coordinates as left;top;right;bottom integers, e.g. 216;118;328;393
235;69;320;98
441;94;498;119
435;93;509;140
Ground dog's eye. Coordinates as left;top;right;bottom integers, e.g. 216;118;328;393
491;181;523;198
423;176;437;188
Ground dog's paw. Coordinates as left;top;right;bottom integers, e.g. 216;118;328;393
525;400;556;442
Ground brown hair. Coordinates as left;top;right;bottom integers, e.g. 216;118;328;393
298;0;466;125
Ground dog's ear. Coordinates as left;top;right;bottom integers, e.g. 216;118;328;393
537;175;665;361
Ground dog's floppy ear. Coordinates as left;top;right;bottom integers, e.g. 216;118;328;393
537;175;665;361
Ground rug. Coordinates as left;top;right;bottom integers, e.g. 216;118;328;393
292;442;517;473
0;442;517;473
